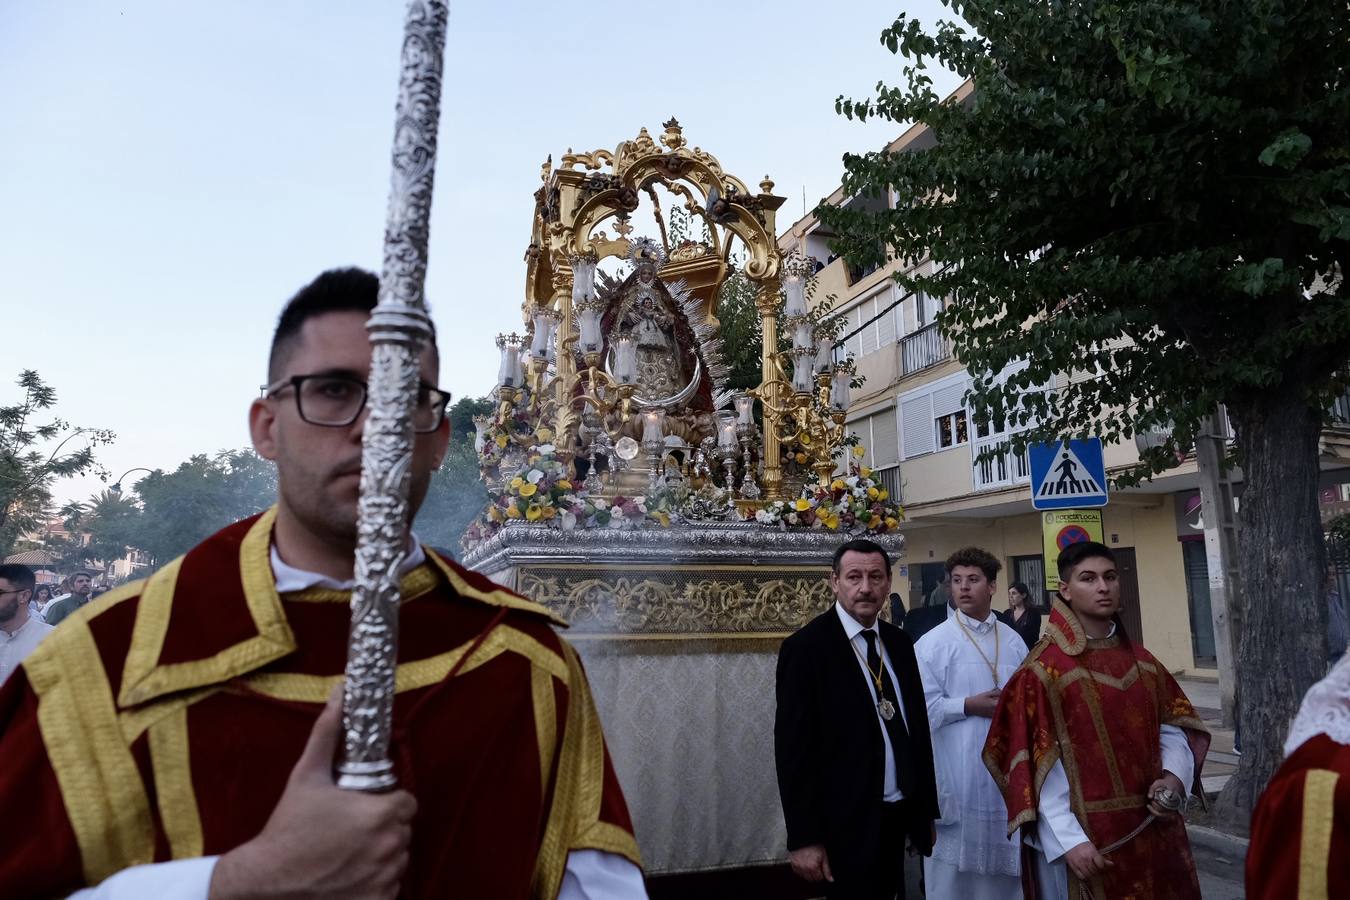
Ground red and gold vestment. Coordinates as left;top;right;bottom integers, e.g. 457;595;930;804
0;508;639;899
982;600;1210;900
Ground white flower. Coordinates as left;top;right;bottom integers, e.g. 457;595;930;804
527;469;545;484
537;443;556;455
787;513;799;525
611;506;625;519
593;498;609;510
561;511;577;531
845;476;859;488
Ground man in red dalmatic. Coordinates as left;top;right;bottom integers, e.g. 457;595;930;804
0;269;643;899
982;541;1210;899
1246;654;1350;898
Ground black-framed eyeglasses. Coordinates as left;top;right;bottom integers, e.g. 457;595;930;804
0;588;30;600
261;374;451;434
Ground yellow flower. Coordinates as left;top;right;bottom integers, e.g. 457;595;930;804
799;433;813;446
795;452;808;464
860;465;872;478
868;515;882;529
885;516;899;529
556;480;573;490
519;483;538;497
488;507;503;522
495;435;508;449
510;476;524;489
831;479;846;491
541;506;557;520
794;498;811;512
879;489;889;501
536;427;554;442
824;514;840;530
655;511;671;527
867;487;879;500
506;504;521;519
526;505;543;521
852;445;866;458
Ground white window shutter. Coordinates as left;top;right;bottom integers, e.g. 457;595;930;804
860;298;878;356
871;408;899;467
931;378;969;418
900;393;935;458
876;290;896;347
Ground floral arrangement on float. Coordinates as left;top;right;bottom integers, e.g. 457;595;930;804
753;447;903;535
461;443;903;551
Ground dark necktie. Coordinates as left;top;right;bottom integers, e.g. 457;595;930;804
862;630;917;798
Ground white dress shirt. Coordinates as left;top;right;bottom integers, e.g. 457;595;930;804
69;539;648;900
835;601;909;801
0;613;54;684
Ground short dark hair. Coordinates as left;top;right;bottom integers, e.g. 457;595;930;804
832;539;892;576
0;564;36;593
945;546;1002;581
1057;541;1116;579
268;267;438;381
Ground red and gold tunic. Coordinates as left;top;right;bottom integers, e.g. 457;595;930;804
0;508;639;899
982;600;1210;900
1247;732;1350;898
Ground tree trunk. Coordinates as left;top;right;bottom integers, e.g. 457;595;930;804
1215;388;1328;822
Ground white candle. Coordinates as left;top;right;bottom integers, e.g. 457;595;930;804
783;273;807;317
529;310;556;361
613;334;637;384
578;307;603;354
718;418;739;449
791;350;815;394
642;408;666;444
571;256;597;306
814;336;834;374
734;393;754;425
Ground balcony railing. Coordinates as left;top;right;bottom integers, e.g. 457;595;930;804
901;323;950;376
1331;386;1350;425
972;434;1031;491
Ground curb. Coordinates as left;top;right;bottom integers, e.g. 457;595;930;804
1187;823;1249;858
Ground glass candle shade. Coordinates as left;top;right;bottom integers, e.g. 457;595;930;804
733;392;755;425
641;408;667;444
783;272;807;318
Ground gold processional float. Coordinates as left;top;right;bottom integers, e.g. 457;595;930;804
460;120;903;875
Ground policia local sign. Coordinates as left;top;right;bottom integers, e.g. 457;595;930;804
1040;509;1104;592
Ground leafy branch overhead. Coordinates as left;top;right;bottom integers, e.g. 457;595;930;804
0;370;114;554
820;0;1350;486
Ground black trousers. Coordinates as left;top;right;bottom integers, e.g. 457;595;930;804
825;799;909;900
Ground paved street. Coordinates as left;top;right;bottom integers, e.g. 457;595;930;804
1178;677;1248;899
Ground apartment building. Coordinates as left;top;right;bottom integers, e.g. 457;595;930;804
779;84;1350;675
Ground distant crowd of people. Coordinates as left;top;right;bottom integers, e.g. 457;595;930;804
0;565;111;684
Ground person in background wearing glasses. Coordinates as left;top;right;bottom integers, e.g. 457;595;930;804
0;564;53;684
0;268;644;899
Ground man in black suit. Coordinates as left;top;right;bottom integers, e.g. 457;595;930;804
775;539;941;899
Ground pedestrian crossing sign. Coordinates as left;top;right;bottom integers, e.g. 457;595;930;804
1028;438;1109;510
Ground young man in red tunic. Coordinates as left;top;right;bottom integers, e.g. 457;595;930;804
982;541;1210;899
1246;654;1350;898
0;269;642;899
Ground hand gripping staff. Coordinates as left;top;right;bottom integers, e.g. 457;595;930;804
337;0;449;792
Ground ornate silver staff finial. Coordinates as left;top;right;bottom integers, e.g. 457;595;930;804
337;0;449;793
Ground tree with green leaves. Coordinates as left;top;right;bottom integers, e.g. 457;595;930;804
821;0;1348;818
128;450;277;563
0;370;114;555
64;489;144;575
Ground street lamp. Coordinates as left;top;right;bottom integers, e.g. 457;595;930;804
109;468;154;495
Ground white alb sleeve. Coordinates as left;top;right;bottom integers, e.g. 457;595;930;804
66;857;217;899
1159;723;1195;790
558;849;648;900
1034;760;1089;862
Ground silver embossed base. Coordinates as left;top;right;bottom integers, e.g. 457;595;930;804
465;522;903;873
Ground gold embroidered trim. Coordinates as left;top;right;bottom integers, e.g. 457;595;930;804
119;509;296;707
148;704;204;858
532;665;558;804
577;820;642;861
282;565;439;604
119;687;219;745
1059;665;1141;693
242;625;568;703
26;620;155;884
428;551;569;627
1298;768;1338;900
1046;598;1087;656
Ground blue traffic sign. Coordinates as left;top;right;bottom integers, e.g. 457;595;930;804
1028;439;1109;510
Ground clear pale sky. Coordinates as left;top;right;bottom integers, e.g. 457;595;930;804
1;1;963;505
